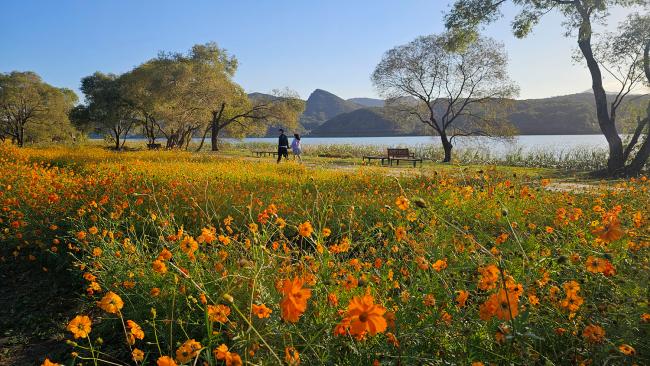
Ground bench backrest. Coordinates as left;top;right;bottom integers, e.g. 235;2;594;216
387;148;411;158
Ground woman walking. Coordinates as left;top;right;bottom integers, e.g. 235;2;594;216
291;134;302;161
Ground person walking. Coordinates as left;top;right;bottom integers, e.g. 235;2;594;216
277;128;289;163
291;133;302;162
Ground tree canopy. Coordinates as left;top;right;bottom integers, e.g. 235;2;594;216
372;33;518;162
445;0;650;175
0;71;78;146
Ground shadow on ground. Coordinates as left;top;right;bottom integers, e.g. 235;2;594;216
0;255;81;365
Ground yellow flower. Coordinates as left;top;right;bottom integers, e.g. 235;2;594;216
67;315;92;339
618;344;636;356
175;339;201;364
298;221;313;237
395;196;410;210
152;259;167;274
98;291;124;314
127;319;144;340
156;356;177;366
395;226;407;241
132;348;144;362
207;304;231;323
41;358;61;366
252;303;273;318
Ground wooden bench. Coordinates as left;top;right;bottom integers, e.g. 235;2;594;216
362;154;390;165
253;151;279;157
387;148;422;167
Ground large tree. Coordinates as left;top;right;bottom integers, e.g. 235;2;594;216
0;71;77;146
372;34;519;162
445;0;648;175
608;12;650;174
76;72;137;150
122;43;303;151
198;87;305;152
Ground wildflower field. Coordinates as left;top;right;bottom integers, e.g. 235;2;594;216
0;144;648;366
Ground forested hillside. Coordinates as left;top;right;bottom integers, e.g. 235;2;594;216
281;89;649;136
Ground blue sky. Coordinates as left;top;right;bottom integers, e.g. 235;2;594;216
0;0;643;100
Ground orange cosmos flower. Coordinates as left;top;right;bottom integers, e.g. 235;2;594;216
478;264;501;291
585;256;606;273
132;348;144;362
158;248;172;260
175;339;202;364
478;296;497;321
152;259;167;274
560;293;584;313
456;290;469;308
197;227;216;244
67;315;92;339
156;356;177;366
593;218;624;243
214;345;242;366
431;259;448;271
180;236;198;257
562;280;580;294
493;288;519;321
582;324;605;343
343;294;387;337
214;344;229;360
395;196;410;210
298;221;313;237
395;226;407;241
280;277;312;322
207;304;231;323
41;358;60;366
327;293;339;306
98;291;124;314
641;313;650;323
252;303;273;318
285;346;300;366
126;319;144;340
618;344;636;356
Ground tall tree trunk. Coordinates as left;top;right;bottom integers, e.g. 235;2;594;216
196;125;210;152
440;133;452;163
211;122;221;151
574;8;624;175
115;133;120;150
18;124;24;147
625;138;650;175
578;37;624;174
211;103;226;152
622;116;648;163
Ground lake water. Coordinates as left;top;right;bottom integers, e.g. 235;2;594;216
225;135;610;156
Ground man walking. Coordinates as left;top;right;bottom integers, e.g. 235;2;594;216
277;128;289;163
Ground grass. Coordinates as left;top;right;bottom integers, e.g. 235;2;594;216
0;143;648;366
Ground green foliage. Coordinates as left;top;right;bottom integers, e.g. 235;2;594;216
0;71;78;146
77;72;136;150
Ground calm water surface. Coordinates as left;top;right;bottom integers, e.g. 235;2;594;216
229;135;609;155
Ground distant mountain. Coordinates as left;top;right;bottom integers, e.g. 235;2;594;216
249;89;648;137
299;89;363;130
311;108;407;137
347;97;384;108
307;92;649;137
248;92;278;101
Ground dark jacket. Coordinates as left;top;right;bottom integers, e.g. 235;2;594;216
278;133;289;148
